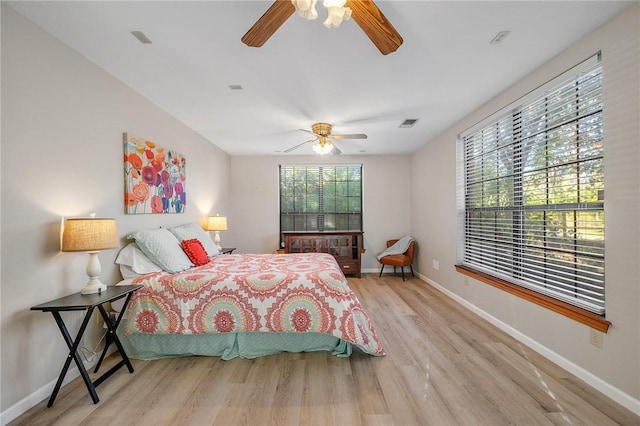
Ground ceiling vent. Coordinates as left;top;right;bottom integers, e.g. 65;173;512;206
228;85;243;90
490;30;510;45
130;31;152;44
399;119;419;128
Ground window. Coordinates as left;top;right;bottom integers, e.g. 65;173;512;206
458;55;605;315
279;164;362;236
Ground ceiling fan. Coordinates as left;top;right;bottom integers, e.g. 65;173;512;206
241;0;403;55
284;122;367;155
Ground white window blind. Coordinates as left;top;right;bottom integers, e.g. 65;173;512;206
279;164;363;234
458;55;605;315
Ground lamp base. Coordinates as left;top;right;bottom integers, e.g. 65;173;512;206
214;231;222;252
81;278;107;295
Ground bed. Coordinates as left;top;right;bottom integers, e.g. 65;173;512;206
113;223;385;360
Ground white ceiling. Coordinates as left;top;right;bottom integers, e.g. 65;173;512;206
7;1;633;156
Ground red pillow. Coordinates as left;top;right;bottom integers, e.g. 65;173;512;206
180;239;210;266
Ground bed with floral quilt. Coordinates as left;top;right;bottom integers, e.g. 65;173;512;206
119;252;384;360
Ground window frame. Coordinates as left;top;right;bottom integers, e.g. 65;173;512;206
279;164;363;239
456;54;609;331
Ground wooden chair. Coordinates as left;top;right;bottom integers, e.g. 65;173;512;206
378;239;415;281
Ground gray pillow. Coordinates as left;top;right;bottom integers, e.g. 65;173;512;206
168;222;219;256
126;228;193;273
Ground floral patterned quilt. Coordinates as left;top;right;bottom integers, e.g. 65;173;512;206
126;253;384;356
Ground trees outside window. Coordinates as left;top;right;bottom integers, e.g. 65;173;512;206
279;164;362;238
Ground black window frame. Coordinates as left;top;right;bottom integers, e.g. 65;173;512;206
279;164;363;241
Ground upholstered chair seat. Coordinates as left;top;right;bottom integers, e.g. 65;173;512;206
378;239;415;281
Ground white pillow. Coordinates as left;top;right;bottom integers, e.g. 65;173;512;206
168;222;219;256
115;243;163;275
126;228;193;273
119;264;141;279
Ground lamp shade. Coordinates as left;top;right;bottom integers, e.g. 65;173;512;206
206;215;228;232
61;218;119;252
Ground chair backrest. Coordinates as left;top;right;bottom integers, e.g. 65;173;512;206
386;239;415;260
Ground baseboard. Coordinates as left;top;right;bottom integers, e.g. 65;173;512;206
416;272;640;416
1;352;106;425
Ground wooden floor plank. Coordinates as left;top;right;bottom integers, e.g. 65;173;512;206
9;274;638;426
169;357;237;425
267;356;305;426
349;355;389;417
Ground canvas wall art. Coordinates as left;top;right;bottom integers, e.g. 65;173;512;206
123;133;186;214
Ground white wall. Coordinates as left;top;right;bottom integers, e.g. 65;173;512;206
1;5;230;419
411;3;640;412
229;155;412;272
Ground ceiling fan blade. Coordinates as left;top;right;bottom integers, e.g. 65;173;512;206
241;0;296;48
332;133;368;140
284;138;317;153
330;143;343;155
299;128;316;136
346;0;403;55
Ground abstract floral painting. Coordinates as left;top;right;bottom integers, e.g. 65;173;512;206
123;133;186;214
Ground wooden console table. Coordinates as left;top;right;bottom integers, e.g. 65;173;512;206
283;231;363;277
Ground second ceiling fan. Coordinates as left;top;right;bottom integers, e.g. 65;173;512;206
241;0;403;55
285;122;367;155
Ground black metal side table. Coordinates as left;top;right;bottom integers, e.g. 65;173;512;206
31;285;143;407
221;247;236;254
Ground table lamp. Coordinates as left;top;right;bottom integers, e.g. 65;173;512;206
206;215;227;251
62;217;119;294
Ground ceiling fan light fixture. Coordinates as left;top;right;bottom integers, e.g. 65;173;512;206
323;4;352;28
312;142;334;155
292;0;318;20
312;136;334;155
291;0;351;27
243;0;402;55
286;122;365;154
323;0;351;28
312;122;332;136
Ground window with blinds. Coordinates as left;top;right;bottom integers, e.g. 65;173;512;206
458;54;605;315
279;164;363;235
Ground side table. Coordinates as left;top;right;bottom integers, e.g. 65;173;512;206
221;247;236;254
31;285;143;407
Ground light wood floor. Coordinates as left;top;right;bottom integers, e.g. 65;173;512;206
10;274;639;426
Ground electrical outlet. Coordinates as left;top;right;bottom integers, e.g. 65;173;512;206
590;328;603;348
432;259;439;270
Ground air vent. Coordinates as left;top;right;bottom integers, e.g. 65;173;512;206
130;31;152;44
228;85;243;90
399;119;419;128
490;30;510;45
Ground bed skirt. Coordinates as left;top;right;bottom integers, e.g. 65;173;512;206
117;319;352;360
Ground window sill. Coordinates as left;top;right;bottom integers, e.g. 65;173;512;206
455;264;611;333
